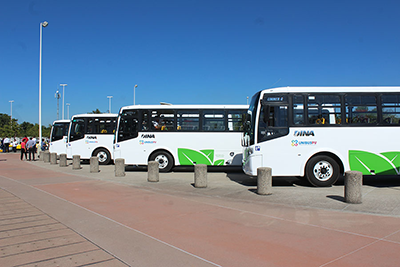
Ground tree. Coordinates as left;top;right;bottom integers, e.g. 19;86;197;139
0;113;51;138
0;113;11;127
88;109;102;114
19;122;34;136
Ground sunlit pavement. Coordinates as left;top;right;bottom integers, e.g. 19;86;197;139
1;153;400;266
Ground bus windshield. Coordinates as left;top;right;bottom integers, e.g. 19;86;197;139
51;122;69;142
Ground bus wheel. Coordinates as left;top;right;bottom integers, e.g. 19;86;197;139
94;148;111;165
149;151;174;172
305;155;339;187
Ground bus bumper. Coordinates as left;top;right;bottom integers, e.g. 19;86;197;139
243;154;263;176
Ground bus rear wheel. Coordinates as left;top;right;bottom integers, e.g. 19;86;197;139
149;151;174;172
305;155;339;187
93;148;111;165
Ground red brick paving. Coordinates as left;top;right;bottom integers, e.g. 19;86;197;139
1;153;400;266
0;189;128;267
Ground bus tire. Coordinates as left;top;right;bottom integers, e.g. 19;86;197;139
93;148;111;165
305;155;339;187
149;151;174;172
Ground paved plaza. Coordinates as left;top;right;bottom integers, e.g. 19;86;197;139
1;152;400;266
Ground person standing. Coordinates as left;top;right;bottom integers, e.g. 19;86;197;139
12;138;17;153
20;139;27;160
26;137;36;161
32;136;37;154
41;138;47;151
3;136;10;153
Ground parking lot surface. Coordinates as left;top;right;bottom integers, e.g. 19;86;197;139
1;153;400;266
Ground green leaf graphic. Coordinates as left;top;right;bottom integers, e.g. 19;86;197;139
213;159;225;166
178;148;212;165
349;150;397;175
380;152;400;173
200;149;214;163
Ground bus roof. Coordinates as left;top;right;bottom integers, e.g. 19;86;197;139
71;113;118;119
118;104;249;113
52;119;70;124
261;86;400;94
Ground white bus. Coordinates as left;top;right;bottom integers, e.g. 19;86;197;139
49;119;70;155
67;113;117;164
242;86;400;187
114;105;248;171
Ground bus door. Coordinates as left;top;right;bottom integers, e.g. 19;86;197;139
67;118;86;158
114;109;141;159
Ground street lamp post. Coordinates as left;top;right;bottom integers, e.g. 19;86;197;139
107;96;113;113
60;84;67;119
39;21;48;147
55;90;60;120
66;103;70;119
134;84;138;105
9;100;14;129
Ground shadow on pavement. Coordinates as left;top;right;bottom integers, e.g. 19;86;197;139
326;195;346;203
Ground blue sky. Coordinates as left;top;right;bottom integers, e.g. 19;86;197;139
1;0;400;126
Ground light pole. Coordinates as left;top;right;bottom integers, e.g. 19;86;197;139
39;21;48;147
107;96;113;113
66;103;70;119
134;84;138;105
9;100;14;129
60;84;67;119
55;90;60;120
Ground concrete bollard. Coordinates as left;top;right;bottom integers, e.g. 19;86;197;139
194;164;207;188
50;153;57;164
345;171;363;204
39;150;44;161
115;158;126;177
90;156;99;173
257;167;272;195
43;151;50;163
148;161;159;182
72;155;81;170
59;154;67;167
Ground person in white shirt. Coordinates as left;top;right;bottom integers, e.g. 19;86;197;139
3;137;10;153
12;138;18;153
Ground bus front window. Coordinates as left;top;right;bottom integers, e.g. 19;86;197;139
117;110;139;142
257;95;289;143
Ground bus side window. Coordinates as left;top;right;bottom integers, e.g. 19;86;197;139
345;95;377;124
381;94;400;125
141;111;149;131
203;110;225;131
308;95;341;125
227;110;245;131
293;95;305;125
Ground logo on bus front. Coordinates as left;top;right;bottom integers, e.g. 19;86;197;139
294;130;315;137
291;140;317;146
141;134;155;138
139;140;157;145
